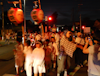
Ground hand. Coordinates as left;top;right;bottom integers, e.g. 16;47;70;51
85;37;93;46
89;39;93;46
79;45;83;50
85;37;89;44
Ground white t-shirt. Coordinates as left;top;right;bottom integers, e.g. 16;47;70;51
75;37;84;45
23;46;32;56
55;33;60;43
6;34;10;39
32;48;45;66
53;42;59;55
88;45;100;75
23;46;33;69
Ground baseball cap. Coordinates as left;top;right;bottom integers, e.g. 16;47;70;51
35;40;42;45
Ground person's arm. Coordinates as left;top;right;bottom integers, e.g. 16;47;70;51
76;44;83;50
83;43;89;54
83;37;89;54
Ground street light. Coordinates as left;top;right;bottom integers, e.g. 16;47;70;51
24;0;26;33
0;0;4;40
82;25;85;29
48;17;52;21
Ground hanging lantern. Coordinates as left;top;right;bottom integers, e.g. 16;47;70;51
31;9;44;24
8;7;24;25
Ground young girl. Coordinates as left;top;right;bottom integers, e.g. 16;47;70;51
13;38;24;76
23;40;33;76
44;39;52;72
32;40;45;76
50;37;59;69
57;46;66;76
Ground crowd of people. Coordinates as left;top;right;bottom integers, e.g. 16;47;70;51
13;27;100;76
5;32;17;44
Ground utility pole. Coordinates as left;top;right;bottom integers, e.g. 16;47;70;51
78;3;83;32
19;0;25;44
38;0;41;9
37;0;44;37
19;0;22;9
0;0;4;40
24;0;26;33
80;14;82;32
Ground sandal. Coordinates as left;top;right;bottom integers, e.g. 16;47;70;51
15;74;19;76
20;69;24;73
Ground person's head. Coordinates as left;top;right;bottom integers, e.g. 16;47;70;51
16;37;22;44
51;37;55;42
35;40;42;48
77;32;82;37
64;30;71;38
60;32;64;36
25;40;31;46
93;29;100;44
44;39;50;46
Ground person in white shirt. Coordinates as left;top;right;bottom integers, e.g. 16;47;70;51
32;41;45;76
13;38;24;76
5;33;10;44
50;37;59;69
51;32;60;50
23;40;33;76
83;30;100;76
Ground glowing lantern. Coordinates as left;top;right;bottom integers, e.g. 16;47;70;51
8;7;24;25
31;9;44;24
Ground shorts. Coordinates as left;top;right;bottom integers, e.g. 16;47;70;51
34;65;45;73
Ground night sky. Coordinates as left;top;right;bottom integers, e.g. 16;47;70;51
0;0;100;25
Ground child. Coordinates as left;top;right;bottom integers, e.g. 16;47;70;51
57;46;67;76
50;37;59;69
44;39;52;72
23;40;33;76
13;38;24;76
32;40;45;76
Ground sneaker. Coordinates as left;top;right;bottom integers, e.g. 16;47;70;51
15;74;19;76
80;64;83;67
52;68;56;72
77;65;80;67
20;69;24;73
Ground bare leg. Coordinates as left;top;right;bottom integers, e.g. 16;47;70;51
16;67;19;75
53;62;56;68
39;73;42;76
34;73;38;76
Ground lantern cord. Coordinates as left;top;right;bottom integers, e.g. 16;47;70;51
8;1;19;8
33;1;38;9
14;4;16;7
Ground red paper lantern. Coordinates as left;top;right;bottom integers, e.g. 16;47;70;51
31;9;44;24
8;7;24;25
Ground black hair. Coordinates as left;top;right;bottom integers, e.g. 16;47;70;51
46;39;50;43
16;37;22;43
26;40;31;46
36;40;43;45
51;37;55;40
93;29;100;42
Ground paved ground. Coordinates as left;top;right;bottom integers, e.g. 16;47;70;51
0;40;88;76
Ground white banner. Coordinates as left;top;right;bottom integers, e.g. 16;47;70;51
84;27;90;33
